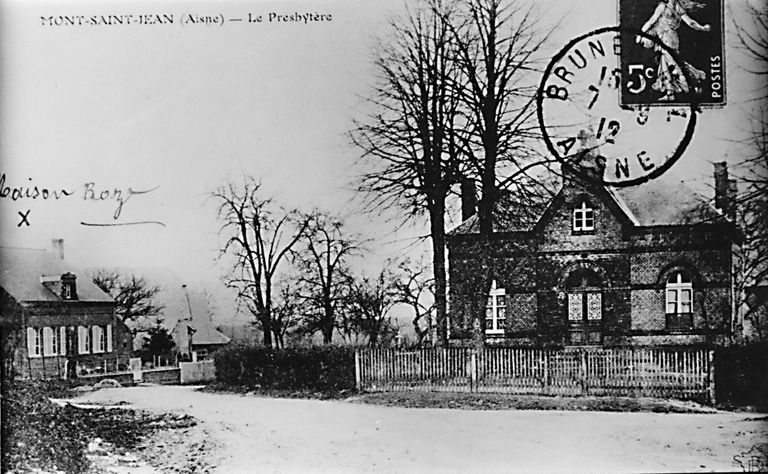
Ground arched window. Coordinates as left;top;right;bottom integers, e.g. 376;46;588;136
566;269;602;322
485;280;506;335
665;271;693;332
573;201;595;232
565;268;603;345
666;271;692;314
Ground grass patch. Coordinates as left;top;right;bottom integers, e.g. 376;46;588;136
349;391;718;413
1;379;196;473
201;382;356;400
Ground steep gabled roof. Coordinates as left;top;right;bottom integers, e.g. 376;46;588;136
160;285;230;346
0;247;114;303
449;172;726;236
612;174;724;226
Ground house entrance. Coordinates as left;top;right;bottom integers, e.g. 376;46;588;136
565;269;603;345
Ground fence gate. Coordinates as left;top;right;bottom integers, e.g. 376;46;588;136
356;347;715;404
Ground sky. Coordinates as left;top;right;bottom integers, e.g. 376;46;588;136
0;0;764;324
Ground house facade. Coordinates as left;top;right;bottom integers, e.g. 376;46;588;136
160;284;229;362
447;163;741;348
0;240;132;379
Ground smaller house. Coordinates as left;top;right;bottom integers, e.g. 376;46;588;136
0;240;132;379
163;285;230;361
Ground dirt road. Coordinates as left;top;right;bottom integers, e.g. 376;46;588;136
74;385;767;473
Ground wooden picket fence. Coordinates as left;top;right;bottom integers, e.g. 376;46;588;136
355;347;715;404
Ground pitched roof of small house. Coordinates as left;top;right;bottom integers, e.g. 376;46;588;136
0;247;114;303
449;172;725;235
160;286;230;346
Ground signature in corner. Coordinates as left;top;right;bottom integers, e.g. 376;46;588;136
734;445;768;472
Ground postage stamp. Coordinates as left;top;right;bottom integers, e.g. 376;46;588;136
537;27;698;187
619;0;725;107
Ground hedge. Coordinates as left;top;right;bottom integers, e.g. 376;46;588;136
714;342;768;409
213;344;356;392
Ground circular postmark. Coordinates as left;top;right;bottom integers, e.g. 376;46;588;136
537;26;699;187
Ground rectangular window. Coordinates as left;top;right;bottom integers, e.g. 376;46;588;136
27;327;42;357
78;326;90;354
43;327;54;356
92;326;106;353
485;281;506;335
573;203;595;232
51;327;59;355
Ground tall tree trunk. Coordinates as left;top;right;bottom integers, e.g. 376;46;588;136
261;315;273;348
430;199;449;347
322;325;333;344
322;306;334;344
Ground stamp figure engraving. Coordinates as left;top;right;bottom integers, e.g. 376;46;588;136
620;0;726;106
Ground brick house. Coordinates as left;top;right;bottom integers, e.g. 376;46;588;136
446;163;741;348
0;240;132;379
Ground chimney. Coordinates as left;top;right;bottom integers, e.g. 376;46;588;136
461;177;477;221
51;238;64;260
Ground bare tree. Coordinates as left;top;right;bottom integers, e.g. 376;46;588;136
731;0;768;340
354;0;557;346
271;278;304;349
292;211;361;344
448;0;557;239
392;259;436;346
345;268;401;347
351;0;464;346
212;179;308;348
90;269;164;333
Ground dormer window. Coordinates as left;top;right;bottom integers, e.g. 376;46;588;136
60;272;78;300
573;201;595;232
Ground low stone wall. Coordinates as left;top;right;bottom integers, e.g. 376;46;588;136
76;367;181;386
142;367;181;384
180;360;216;384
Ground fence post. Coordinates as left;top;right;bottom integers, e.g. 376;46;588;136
580;350;588;396
707;350;716;406
470;350;477;393
355;349;361;391
543;351;550;395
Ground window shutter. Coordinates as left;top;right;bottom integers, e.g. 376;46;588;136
60;327;67;355
92;326;101;353
43;327;53;356
106;325;113;352
27;327;36;357
78;326;87;354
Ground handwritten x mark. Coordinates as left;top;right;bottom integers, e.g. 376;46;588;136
17;210;30;227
